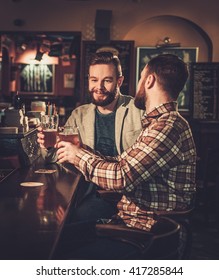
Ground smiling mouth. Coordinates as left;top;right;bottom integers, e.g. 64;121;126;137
94;91;107;96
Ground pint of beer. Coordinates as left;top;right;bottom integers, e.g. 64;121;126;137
41;114;59;148
58;126;80;146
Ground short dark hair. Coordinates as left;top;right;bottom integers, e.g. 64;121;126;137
147;54;189;99
88;52;122;78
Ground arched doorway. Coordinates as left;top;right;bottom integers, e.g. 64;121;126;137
124;15;212;62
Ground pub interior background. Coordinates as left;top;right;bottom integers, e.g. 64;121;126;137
0;0;219;260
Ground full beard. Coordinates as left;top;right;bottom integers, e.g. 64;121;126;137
134;88;146;110
89;88;117;107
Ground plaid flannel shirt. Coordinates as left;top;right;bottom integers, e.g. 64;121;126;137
74;102;196;231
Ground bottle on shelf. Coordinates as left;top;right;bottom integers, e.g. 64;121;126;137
14;91;25;114
14;91;22;109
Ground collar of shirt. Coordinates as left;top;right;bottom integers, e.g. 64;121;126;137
141;101;178;127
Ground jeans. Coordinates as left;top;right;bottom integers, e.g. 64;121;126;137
66;182;118;223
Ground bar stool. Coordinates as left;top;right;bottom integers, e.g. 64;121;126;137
95;216;180;260
154;207;194;259
97;190;195;259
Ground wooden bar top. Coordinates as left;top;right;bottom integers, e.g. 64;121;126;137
0;157;82;260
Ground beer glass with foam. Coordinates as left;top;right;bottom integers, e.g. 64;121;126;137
41;114;59;148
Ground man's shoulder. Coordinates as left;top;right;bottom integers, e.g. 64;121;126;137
119;93;134;101
156;111;190;133
73;103;95;113
118;94;135;107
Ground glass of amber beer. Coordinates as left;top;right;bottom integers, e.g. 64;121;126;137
41;114;59;148
58;126;80;146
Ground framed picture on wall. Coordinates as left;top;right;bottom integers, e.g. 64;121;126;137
17;63;55;94
63;73;75;89
81;40;135;103
136;47;199;113
57;60;77;96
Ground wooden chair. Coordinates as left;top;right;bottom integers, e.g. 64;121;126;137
95;216;181;260
154;208;194;259
97;190;195;259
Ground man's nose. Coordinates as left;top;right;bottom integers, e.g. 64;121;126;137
96;80;105;89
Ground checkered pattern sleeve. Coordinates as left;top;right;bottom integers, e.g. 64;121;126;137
73;113;195;193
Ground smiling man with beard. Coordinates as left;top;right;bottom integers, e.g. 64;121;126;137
37;52;144;221
64;52;144;158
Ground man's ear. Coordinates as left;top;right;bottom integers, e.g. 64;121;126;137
117;76;124;87
146;74;155;89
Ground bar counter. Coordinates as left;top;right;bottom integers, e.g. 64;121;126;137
0;157;82;260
